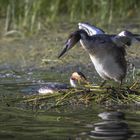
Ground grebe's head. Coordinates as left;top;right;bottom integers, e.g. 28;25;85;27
58;29;88;58
70;71;88;87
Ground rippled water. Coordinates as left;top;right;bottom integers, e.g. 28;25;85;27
0;69;140;140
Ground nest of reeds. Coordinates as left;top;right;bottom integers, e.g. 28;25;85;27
21;81;140;109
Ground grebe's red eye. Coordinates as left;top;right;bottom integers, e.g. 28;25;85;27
71;77;76;80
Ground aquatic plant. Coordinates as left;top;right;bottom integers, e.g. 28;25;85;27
0;0;139;34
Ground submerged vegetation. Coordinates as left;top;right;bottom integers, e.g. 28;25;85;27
0;0;140;34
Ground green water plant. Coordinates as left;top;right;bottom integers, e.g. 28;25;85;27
0;0;139;34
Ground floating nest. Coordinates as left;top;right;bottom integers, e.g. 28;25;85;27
21;81;140;109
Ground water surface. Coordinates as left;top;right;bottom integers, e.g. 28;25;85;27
0;69;140;140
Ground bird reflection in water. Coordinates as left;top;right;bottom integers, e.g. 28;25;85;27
89;111;134;140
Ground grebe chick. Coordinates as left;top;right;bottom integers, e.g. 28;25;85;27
38;71;88;95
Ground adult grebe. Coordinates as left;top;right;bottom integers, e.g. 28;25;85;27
38;71;88;95
58;29;127;85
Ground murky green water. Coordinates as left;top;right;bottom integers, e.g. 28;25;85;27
0;69;140;140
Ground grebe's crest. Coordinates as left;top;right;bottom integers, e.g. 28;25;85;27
71;71;87;81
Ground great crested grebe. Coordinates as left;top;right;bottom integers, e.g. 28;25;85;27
58;29;127;85
78;22;140;47
38;71;88;94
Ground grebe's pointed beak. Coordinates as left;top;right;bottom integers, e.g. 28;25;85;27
58;31;81;58
58;39;72;58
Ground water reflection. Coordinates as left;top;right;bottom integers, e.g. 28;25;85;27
89;111;133;140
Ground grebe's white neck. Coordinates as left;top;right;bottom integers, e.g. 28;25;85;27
70;78;77;87
70;71;88;88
